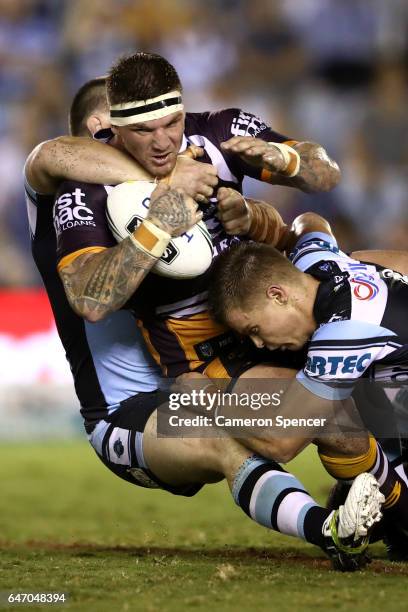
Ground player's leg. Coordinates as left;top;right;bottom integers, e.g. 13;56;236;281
233;363;408;532
143;410;383;570
90;378;381;567
89;394;338;549
318;383;408;535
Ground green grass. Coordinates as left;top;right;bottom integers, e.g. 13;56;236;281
0;441;406;611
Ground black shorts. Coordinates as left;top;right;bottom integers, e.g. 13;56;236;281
87;391;203;497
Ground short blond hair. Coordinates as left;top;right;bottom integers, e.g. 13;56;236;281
208;242;302;326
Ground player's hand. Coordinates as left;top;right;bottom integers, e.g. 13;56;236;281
221;136;288;173
170;146;218;203
147;183;203;237
216;187;251;235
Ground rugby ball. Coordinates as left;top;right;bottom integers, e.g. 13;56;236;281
106;180;213;279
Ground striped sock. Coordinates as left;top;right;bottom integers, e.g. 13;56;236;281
369;443;408;522
231;455;329;547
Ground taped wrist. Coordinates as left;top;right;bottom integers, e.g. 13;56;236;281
130;219;171;258
160;147;197;186
246;200;287;247
262;141;300;179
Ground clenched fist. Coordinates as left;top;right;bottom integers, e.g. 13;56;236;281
216;187;251;236
169;146;218;203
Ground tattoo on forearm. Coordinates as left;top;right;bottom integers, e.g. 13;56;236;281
149;189;194;231
60;237;156;320
293;142;340;193
269;142;341;193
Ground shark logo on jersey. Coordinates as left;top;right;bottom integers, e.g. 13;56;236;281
319;262;332;272
350;275;379;301
113;438;124;458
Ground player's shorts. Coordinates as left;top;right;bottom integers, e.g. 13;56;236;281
139;311;260;379
87;391;203;497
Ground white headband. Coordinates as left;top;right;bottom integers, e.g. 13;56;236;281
110;90;183;126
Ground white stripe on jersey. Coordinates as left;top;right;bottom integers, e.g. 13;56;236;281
188;134;239;183
24;179;39;237
25;193;38;238
107;426;131;465
155;291;208;317
88;419;110;455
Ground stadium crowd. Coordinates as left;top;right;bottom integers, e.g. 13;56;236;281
1;0;408;285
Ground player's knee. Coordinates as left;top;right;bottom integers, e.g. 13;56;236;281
201;437;251;475
339;435;370;457
317;434;370;459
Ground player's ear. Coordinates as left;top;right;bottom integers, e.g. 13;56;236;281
266;285;287;305
86;114;109;136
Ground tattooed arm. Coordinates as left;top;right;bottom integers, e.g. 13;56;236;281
25;136;151;194
59;238;157;323
221;137;340;193
276;141;341;193
59;185;202;322
25;137;218;201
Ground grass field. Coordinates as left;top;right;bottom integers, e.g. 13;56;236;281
0;440;407;612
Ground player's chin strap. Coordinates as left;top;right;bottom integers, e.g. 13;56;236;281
110;90;184;126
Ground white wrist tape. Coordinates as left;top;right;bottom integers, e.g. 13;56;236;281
267;142;300;177
130;219;171;258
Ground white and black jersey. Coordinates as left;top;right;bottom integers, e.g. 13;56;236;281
290;232;408;400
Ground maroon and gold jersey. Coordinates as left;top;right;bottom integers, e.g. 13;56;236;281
55;108;292;377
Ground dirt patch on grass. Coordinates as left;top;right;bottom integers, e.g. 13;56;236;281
1;540;407;574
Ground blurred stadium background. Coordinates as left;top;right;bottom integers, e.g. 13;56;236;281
1;2;408;607
1;0;407;435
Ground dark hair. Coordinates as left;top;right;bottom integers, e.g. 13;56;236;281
69;76;108;136
106;52;182;105
208;242;301;326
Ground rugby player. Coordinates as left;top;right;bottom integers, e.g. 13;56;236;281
24;74;384;571
54;52;340;379
52;53;394;503
208;212;408;540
